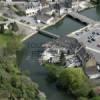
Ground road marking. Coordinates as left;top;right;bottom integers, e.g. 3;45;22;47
86;46;100;53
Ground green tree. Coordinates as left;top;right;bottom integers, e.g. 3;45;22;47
0;24;4;33
59;51;66;65
44;63;64;82
5;36;23;55
12;22;18;32
58;68;92;97
91;96;100;100
8;22;18;32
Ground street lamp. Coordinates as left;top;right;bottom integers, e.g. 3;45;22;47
76;0;79;12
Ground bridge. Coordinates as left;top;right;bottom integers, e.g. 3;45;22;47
68;11;96;24
38;29;60;39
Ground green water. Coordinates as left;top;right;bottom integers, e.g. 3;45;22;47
20;6;100;100
45;17;85;36
80;5;100;21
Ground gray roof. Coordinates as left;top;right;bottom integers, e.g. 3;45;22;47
48;36;81;53
47;36;88;66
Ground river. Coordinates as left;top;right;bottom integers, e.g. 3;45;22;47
80;5;100;21
20;6;100;100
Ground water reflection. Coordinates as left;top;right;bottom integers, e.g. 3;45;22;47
96;5;100;16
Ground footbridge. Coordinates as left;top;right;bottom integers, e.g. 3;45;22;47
38;29;60;39
68;11;96;24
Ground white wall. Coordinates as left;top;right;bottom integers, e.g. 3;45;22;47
6;0;12;3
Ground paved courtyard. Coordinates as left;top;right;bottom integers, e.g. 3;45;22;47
71;24;100;63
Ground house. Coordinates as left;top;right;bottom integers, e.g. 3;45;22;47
6;0;12;4
25;1;40;16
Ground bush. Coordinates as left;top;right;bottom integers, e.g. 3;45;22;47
44;63;64;80
91;96;100;100
58;68;92;97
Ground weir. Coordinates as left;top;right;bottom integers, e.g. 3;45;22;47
38;29;60;39
68;11;96;24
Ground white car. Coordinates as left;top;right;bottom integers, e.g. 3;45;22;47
97;64;100;72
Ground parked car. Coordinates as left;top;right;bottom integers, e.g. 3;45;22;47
88;36;90;39
91;38;95;41
92;32;95;35
97;44;100;48
96;32;100;35
88;40;91;43
76;33;79;36
97;64;100;72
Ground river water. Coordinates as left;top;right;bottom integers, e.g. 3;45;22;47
45;17;85;36
20;6;100;100
80;5;100;21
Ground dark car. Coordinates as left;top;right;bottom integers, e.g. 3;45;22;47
88;36;90;39
76;33;79;35
97;44;100;48
92;32;95;35
96;33;100;35
88;40;91;43
91;38;95;41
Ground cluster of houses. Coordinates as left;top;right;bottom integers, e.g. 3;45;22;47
1;0;93;25
41;36;88;67
4;0;91;16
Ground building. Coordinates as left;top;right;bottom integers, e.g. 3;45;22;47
25;1;40;16
6;0;12;4
41;36;88;67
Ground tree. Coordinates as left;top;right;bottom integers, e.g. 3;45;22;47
0;24;4;33
12;22;18;32
59;51;66;66
5;36;23;55
91;96;100;100
44;63;64;82
8;22;18;32
58;68;92;97
91;0;100;3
